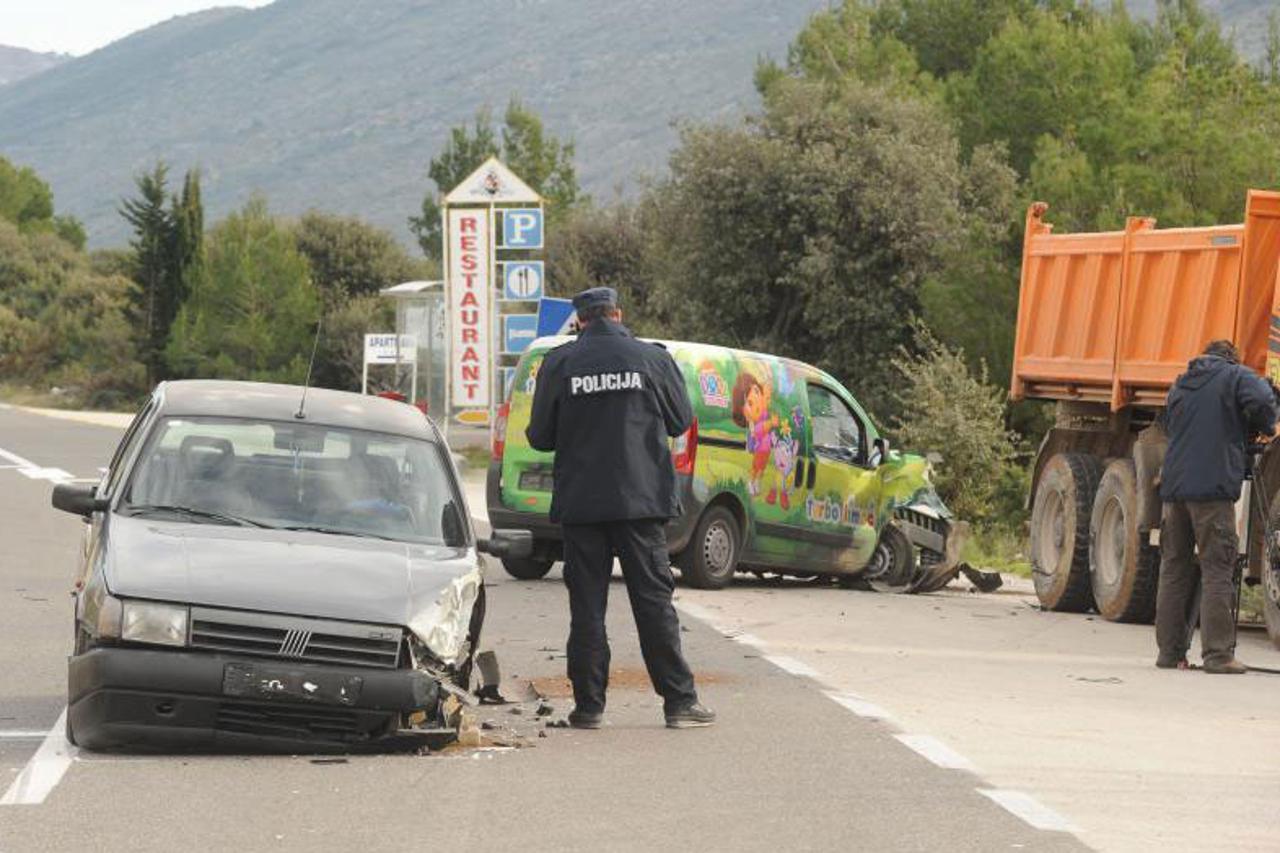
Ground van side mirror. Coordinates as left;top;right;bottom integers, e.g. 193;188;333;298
871;437;890;466
478;529;534;559
52;483;109;517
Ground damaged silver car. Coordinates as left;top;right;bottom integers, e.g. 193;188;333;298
52;380;529;752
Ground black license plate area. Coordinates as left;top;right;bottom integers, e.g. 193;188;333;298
222;662;362;706
518;470;554;492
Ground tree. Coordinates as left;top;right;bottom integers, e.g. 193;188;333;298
166;199;320;382
120;164;205;386
547;202;650;316
120;164;172;387
891;332;1018;526
0;221;143;407
0;155;86;249
641;78;996;418
294;211;424;305
409;100;582;258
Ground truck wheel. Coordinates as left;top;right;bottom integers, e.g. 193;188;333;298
1263;498;1280;649
1089;459;1159;623
677;506;740;590
1030;452;1102;612
862;524;916;593
501;556;555;580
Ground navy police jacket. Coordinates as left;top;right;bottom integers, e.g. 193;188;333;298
525;319;693;524
1160;355;1278;502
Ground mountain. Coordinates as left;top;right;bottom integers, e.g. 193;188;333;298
1124;1;1274;60
0;45;69;86
0;0;829;248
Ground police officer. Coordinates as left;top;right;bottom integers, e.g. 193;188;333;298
1157;340;1278;673
526;287;714;729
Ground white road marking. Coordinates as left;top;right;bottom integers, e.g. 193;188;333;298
0;709;77;806
894;734;977;771
824;690;893;720
761;653;821;679
17;467;73;483
0;731;52;739
727;632;766;647
677;602;1085;839
977;789;1080;833
0;446;38;469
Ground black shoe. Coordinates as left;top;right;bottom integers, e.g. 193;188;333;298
665;702;716;729
1203;657;1248;675
567;708;603;729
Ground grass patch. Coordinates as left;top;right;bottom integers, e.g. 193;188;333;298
456;445;492;470
961;525;1030;577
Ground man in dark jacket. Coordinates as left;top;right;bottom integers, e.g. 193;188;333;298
1157;340;1277;673
526;287;713;729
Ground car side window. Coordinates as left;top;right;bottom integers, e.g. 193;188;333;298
807;384;864;465
101;399;156;497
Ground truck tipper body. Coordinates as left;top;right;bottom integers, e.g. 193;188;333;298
1010;191;1280;644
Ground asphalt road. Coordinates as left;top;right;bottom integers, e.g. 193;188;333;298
0;404;1086;851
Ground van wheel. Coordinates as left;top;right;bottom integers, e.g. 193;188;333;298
678;506;740;589
863;525;916;593
501;556;554;580
1030;452;1101;612
1089;459;1158;623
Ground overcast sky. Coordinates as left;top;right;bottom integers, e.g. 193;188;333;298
3;1;275;55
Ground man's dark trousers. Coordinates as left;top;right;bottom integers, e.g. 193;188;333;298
561;519;698;714
1155;500;1238;665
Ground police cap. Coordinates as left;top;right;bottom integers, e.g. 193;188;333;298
572;286;618;313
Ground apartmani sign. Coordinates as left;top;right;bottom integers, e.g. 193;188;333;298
443;158;543;426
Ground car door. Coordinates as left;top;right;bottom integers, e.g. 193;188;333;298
804;383;880;571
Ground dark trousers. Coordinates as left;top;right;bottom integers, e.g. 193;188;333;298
561;518;698;714
1155;500;1239;665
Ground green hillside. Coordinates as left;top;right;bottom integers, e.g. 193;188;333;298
0;0;829;247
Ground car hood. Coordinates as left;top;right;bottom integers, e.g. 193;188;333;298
104;515;478;627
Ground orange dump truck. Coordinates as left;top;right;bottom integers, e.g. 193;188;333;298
1011;191;1280;645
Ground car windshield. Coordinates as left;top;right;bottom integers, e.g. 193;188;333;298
121;416;464;545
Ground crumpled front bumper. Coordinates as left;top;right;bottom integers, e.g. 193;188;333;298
68;646;442;753
892;501;971;594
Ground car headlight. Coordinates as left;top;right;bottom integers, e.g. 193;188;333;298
121;601;189;646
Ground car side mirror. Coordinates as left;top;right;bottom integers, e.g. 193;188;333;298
52;483;109;517
477;529;533;559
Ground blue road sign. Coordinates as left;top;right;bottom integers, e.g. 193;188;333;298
536;297;576;337
503;261;544;300
502;208;543;249
502;313;539;354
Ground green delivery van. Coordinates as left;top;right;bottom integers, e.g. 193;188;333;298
486;337;965;592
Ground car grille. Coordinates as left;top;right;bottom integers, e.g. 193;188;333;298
894;507;947;536
189;607;402;669
216;701;370;741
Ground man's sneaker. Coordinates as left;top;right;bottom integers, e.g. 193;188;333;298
665;702;716;729
1203;658;1248;675
567;709;603;729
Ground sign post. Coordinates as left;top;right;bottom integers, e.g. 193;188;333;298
442;158;544;430
362;333;418;399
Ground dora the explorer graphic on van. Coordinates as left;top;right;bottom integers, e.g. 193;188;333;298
731;370;782;502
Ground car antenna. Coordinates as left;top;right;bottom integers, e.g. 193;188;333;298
295;316;323;420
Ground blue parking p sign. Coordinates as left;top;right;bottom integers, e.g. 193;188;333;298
502;314;539;354
502;208;543;249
